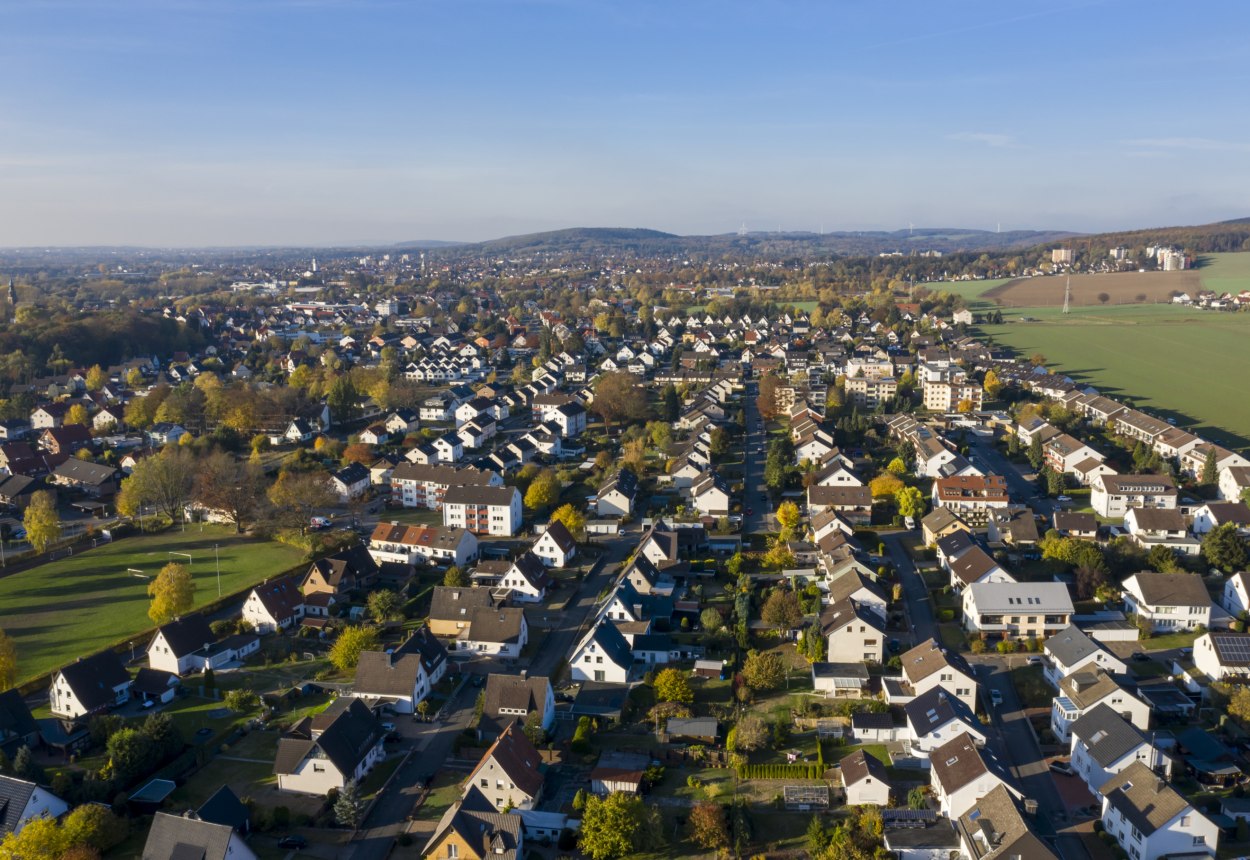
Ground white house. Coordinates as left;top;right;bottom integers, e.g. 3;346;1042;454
1051;670;1151;745
820;600;886;664
455;607;529;658
367;522;478;568
275;698;386;795
49;651;132;719
350;625;447;714
241;577;305;634
463;724;544;813
1099;761;1218;860
330;463;370;501
1192;632;1250;682
929;732;1020;819
1091;474;1177;519
902;687;985;761
1043;625;1128;689
1069;704;1164;797
147;616;259;677
442;485;523;537
839;750;890;806
531;521;577;568
497;552;551;603
690;471;732;517
0;775;68;835
893;638;979;715
1191;501;1250;536
962;582;1074;640
596;469;638;518
1122;572;1211;632
1222;571;1250;617
570;621;635;684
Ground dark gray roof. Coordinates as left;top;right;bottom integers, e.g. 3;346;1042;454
154;616;216;659
143;811;238;860
428;586;501;622
273;698;383;777
1070;703;1147;767
904;686;979;739
51;458;117;485
467;607;526;644
423;786;522;860
1128;572;1211;607
353;626;447;699
442;484;518;506
56;651;130;713
0;691;37;748
480;674;551;737
0;775;37;834
1043;624;1099;668
840;749;889;787
196;785;249;832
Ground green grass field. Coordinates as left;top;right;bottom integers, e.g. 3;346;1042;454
925;277;1013;309
1198;252;1250;295
978;304;1250;448
0;527;307;683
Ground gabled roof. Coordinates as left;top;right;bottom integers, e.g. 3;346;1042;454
0;775;38;834
956;784;1055;860
840;749;889;788
56;650;130;712
481;674;551;736
820;598;884;635
0;690;37;743
538;520;577;555
904;686;979;738
1125;572;1211;608
196;785;250;832
465;607;526;644
1043;624;1100;668
930;731;1018;798
1069;703;1147;767
423;786;522;860
901;638;976;687
353;626;447;699
466;723;544;800
1099;760;1193;837
51;458;115;485
249;576;303;623
274;698;382;777
429;586;501;622
443;484;518;507
143;811;240;860
578;619;634;670
154;615;217;659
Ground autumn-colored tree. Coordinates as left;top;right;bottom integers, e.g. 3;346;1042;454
148;563;195;624
22;491;61;554
329;625;381;671
775;501;801;541
742;650;786;691
192;452;266;534
0;629;15;692
341;443;374;465
895;485;926;519
117;448;195;521
579;792;661;860
65;404;89;427
0;816;69;860
592;371;650;428
85;364;108;391
524;469;561;510
761;588;804;629
756;373;781;421
983;369;1004;398
550;503;586;537
653;668;694;705
869;472;905;498
688;801;730;850
267;470;335;534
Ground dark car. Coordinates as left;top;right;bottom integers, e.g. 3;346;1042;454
1131;652;1149;662
278;836;308;849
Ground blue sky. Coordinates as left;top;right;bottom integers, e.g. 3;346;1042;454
2;0;1248;246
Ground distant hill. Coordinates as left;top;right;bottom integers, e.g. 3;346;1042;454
1040;218;1250;255
416;225;1079;260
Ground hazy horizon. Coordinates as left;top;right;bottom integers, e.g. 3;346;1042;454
3;0;1249;247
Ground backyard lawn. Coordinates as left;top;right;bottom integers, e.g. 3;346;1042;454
0;526;308;683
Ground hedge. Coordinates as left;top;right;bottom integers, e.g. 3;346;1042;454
736;763;825;780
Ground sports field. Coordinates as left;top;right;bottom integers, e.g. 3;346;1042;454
0;527;307;683
978;304;1250;449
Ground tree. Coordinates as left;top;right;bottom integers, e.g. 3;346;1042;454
592;372;649;428
106;727;159;785
1230;686;1250;726
700;608;723;633
775;501;801;541
647;421;672;452
742;650;786;692
983;369;1004;398
756;374;781;421
730;714;768;751
761;589;803;629
1147;544;1181;574
956;398;975;413
1203;523;1248;572
1201;449;1219;486
886;457;907;475
550;503;586;537
147;563;195;625
796;623;827;663
334;779;365;829
688;801;730;850
326;375;360;425
443;565;467;587
1029;352;1047;369
223;689;261;712
0;816;69;860
267;470;335;534
367;589;403;622
85;364;108;391
22;490;61;555
1097;292;1110;305
62;804;128;853
0;629;14;692
524;469;560;510
708;427;729;458
1075;563;1109;600
578;792;659;860
653;668;694;705
869;473;904;498
661;384;680;423
762;538;795;571
192;452;266;534
117;448;195;522
895;485;926;519
329;625;381;671
341;443;374;465
1027;434;1044;469
726;552;745;578
65;404;89;427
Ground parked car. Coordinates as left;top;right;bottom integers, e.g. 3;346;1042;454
278;836;308;849
1048;760;1074;776
1056;495;1072;502
1026;655;1043;666
1131;652;1149;662
990;689;1003;707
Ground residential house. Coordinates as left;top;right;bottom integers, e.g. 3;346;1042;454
811;663;871;699
931;475;1010;526
929;732;1020;819
479;674;555;740
690;471;732;516
0;775;68;836
903;687;986;761
806;485;874;525
1221;571;1250;617
1069;704;1164;797
0;691;39;756
368;522;479;568
442;485;523;537
147;616;259;676
1123;508;1197;555
241;576;305;634
350;625;448;714
0;474;45;510
301;545;379;597
956;785;1058;860
147;422;188;446
48;459;118;498
142;812;258;860
1192;632;1250;682
497;552;551;603
1122;572;1211;632
596;468;638;518
464;723;544;812
962;582;1074;640
274;698;386;795
1099;761;1218;860
894;638;979;715
428;587;504;637
1091;474;1177;519
921;507;971;547
329;462;370;501
820;600;886;664
421;786;523;860
840;750;890;806
1191;501;1250;536
454;607;528;658
1043;625;1129;689
570;621;635;683
1052;670;1151;744
389;463;502;510
49;651;132;719
531;521;577;568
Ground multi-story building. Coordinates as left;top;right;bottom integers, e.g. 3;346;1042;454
389;462;502;510
442;485;523;536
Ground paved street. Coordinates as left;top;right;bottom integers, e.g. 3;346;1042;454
742;379;773;536
970;434;1053;518
881;531;936;645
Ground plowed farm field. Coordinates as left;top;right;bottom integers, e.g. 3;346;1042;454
983;270;1200;308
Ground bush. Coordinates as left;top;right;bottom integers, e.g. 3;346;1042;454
937;608;955;622
970;639;987;654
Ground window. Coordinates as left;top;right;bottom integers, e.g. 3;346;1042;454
447;845;458;858
1180;815;1190;826
480;778;488;787
1192;836;1205;847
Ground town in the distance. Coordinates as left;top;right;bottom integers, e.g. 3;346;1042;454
1;222;1250;860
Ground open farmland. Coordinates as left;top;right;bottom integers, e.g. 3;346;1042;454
978;304;1250;449
1198;251;1250;294
0;526;307;683
983;270;1200;307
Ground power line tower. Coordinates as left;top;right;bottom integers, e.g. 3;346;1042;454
1062;275;1071;314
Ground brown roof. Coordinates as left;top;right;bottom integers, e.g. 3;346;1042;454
808;485;873;509
901;638;975;686
950;546;1001;585
370;522;473;550
1127;572;1211;607
353;626;447;698
465;723;544;800
464;607;526;644
839;748;888;787
482;674;551;729
930;732;991;795
1099;761;1192;836
934;474;1009;503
